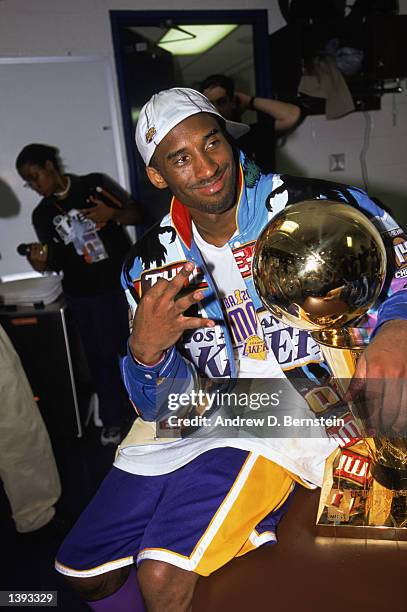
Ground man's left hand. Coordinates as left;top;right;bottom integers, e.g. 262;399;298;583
350;320;407;434
82;196;114;223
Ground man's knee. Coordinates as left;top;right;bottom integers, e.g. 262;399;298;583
62;565;131;602
138;560;198;610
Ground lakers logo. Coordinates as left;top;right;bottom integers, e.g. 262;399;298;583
145;127;157;143
243;335;267;360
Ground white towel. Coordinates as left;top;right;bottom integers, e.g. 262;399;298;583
299;56;355;119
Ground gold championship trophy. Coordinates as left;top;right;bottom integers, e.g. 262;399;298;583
253;200;407;539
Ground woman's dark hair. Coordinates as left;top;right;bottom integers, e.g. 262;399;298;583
15;143;62;173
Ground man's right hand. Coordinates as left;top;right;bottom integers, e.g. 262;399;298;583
28;243;48;272
129;262;215;366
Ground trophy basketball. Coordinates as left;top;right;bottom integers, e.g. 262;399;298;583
253;199;407;539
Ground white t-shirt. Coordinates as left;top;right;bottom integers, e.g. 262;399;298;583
192;225;285;378
115;226;337;486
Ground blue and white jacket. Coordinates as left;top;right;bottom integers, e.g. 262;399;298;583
121;153;407;422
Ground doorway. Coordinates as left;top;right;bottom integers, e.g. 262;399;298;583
110;10;271;223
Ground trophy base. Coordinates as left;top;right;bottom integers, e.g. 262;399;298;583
316;444;407;541
371;462;407;491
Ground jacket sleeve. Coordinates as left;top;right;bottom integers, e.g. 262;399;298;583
346;187;407;333
119;270;198;422
120;344;198;422
374;290;407;331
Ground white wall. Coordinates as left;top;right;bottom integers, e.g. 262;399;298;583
0;57;127;277
277;89;407;223
0;0;280;191
1;0;406;225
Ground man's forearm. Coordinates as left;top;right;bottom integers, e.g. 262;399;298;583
111;206;141;225
252;97;301;132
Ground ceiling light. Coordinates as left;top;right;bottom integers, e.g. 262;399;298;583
157;24;238;55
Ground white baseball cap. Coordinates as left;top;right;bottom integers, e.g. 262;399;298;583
135;87;249;166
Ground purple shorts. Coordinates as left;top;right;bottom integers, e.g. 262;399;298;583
56;447;295;577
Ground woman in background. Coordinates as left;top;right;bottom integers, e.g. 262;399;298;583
16;143;141;445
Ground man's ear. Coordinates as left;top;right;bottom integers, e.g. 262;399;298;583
146;165;168;190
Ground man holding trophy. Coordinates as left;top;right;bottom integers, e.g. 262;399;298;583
55;88;407;612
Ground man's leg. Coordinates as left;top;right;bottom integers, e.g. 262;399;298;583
55;467;165;610
58;448;295;610
64;566;146;611
0;324;61;532
63;565;131;602
63;561;198;612
138;561;199;612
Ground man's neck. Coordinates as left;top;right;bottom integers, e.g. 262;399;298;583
190;206;237;247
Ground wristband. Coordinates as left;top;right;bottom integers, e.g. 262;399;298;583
130;347;167;368
248;96;256;110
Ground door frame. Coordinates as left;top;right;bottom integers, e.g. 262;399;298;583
110;9;271;200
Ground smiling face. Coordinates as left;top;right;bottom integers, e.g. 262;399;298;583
146;112;237;217
18;160;61;198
